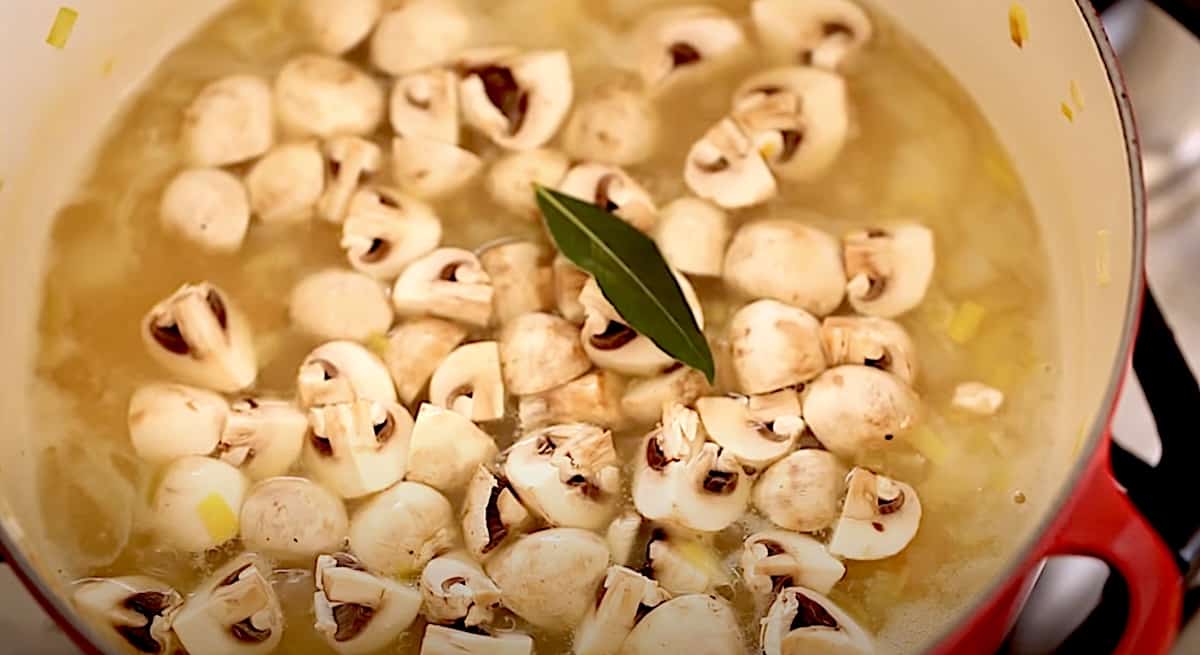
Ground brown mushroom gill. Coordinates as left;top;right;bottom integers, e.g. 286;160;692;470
590;321;639;350
149;321;190;355
702;469;738;494
790;592;840;630
207;289;228;330
594;174;622;212
878;489;906;515
361;238;391;263
310;430;334;457
466;65;530;135
482;479;512;554
332;603;376;642
668;42;703;68
231;618;273;643
645;435;674;471
373;413;396;444
114;592;174;654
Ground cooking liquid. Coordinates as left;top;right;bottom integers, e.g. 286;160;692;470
33;0;1059;653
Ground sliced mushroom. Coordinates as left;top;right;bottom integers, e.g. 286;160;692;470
724;220;845;316
740;530;845;599
684;117;777;209
420;625;533;655
802;366;920;459
392;248;495;327
952;381;1005;415
390;69;460;143
342;187;443;280
729;300;827;394
72;576;183;655
504;424;622;530
644;526;732;595
143;283;257;393
383;318;468;406
289;269;394;342
479;240;554;324
620;366;711;426
319;136;383;224
751;0;872;71
391;133;483;199
553;255;590;323
218;397;308;481
406;403;500;494
275;55;384;138
828;468;921;561
240;477;348;565
760;587;874;655
160;168;251;254
752;449;847;533
579;277;705;377
695;390;804;470
461;465;534;561
499;312;592;395
128;383;226;464
348;481;457;577
606;512;642;567
304;400;413;499
821;316;918;384
484;528;610;631
245;142;326;223
313;553;422;655
487;149;570;220
621;594;743;655
298;0;382;55
173;555;283;655
575;566;670;655
559;163;658;233
633;7;746;92
519;370;627;430
843;224;936;318
654;197;729;277
429;341;506;422
563;81;659;166
181;75;274;167
419;551;502;627
297;341;397;409
371;0;471;76
459;50;574;151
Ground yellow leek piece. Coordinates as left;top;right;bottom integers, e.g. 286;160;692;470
1060;102;1075;123
676;539;723;578
196;493;238;543
1008;3;1029;48
365;332;390;359
46;7;79;49
907;426;950;467
947;302;987;344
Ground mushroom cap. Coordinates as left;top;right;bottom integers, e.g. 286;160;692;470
751;0;873;71
240;477;348;565
298;0;382;55
371;0;471;76
160;168;251;254
406;403;500;493
518;369;627;430
730;299;827;394
844;224;936;318
752;449;847;533
142;282;257;393
633;7;747;91
128;383;227;464
684;117;778;209
313;553;422;655
802;365;920;459
504;424;622;531
760;587;874;655
696;390;803;470
620;594;743;655
645;527;731;595
655;197;729;277
620;366;711;427
479;240;555;325
740;530;845;597
579;277;705;377
553;255;590;323
392;248;495;327
391;133;483;199
559;163;658;233
828;468;922;561
420;626;534;655
605;512;643;567
348;481;457;577
724;219;846;316
289;269;394;342
428;341;506;422
218;397;308;481
173;555;283;655
419;551;503;627
275;55;384;138
390;69;461;143
245;142;326;223
152;456;247;552
461;465;534;561
821;315;918;384
181;75;274;167
297;341;397;409
342;187;443;280
499;312;592;395
318;136;384;225
563;81;659;166
304;399;413;499
383;318;468;406
484;528;610;631
486;149;570;220
575;566;670;655
459;49;574;151
72;576;183;655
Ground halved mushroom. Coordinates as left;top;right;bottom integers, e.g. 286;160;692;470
218;397;308;481
751;0;873;71
620;366;711;426
181;75;274;167
553;255;590;323
128;383;226;464
632;403;751;532
160;168;251;254
142;283;257;393
459;49;574;151
392;248;495;327
740;530;845;598
575;566;670;655
633;6;746;92
383;318;468;406
563;81;659;166
802;366;920;459
342;187;443;280
428;341;506;422
843;224;936;318
518;370;627;430
319;136;383;224
348;481;457;577
420;626;533;655
752;449;847;533
821;316;918;384
73;576;183;655
724;220;845;317
579;277;705;377
484;528;610;631
621;594;743;655
952;381;1005;415
828;468;921;561
297;341;397;409
371;0;471;76
499;312;592;395
173;555;283;655
313;553;422;655
406;403;500;493
729;300;827;394
558;163;658;233
644;526;732;595
298;0;382;55
504;424;622;531
487;149;570;220
390;69;460;143
391;134;483;199
420;551;502;626
760;587;874;655
289;269;394;342
304;399;413;499
461;465;534;561
240;477;348;565
275;55;384;138
606;512;642;567
684;117;777;209
695;389;804;471
245;142;326;223
479;240;554;324
655;197;729;277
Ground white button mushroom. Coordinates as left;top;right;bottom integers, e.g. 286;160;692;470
761;587;874;655
740;530;845;599
173;555;284;655
152;456;248;552
724;220;846;316
128;383;226;464
298;341;397;409
392;134;483;199
684;117;777;209
821;315;918;384
487;149;570;220
553;255;590;323
802;366;920;459
142;283;257;393
391;69;461;143
518;370;627;430
217;397;308;481
420;626;534;655
459;50;574;151
621;594;744;655
318;136;383;224
952;381;1005;415
349;481;457;577
72;576;183;655
406;403;500;493
729;300;827;394
633;7;746;92
275;55;384;138
654;197;729;277
289;269;394;342
371;0;471;76
605;512;642;567
620;366;711;427
644;526;732;595
239;477;348;565
428;341;506;422
479;240;554;324
844;224;936;318
342;187;443;280
392;248;495;327
383;318;468;406
305;400;413;499
696;390;804;471
751;0;873;71
504;424;622;531
499;312;592;395
579;277;705;377
559;163;659;233
160;168;251;254
181;75;274;167
484;528;610;631
245;142;326;223
313;553;422;655
563;82;659;166
828;468;922;561
461;465;534;561
420;551;503;627
297;0;381;55
575;566;670;655
752;449;847;533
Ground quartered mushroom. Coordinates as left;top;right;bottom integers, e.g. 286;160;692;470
160;168;251;254
218;397;308;481
740;530;845;598
297;341;397;409
499;312;592;395
802;365;920;459
606;512;642;567
484;528;611;631
240;477;349;565
348;481;457;577
504;424;622;531
461;465;534;561
655;197;729;277
73;576;183;655
428;341;506;422
684;117;777;209
181;75;274;167
406;403;500;493
142;283;257;393
844;224;936;318
752;449;847;533
822;315;918;384
289;269;394;342
751;0;873;71
392;248;495;327
558;163;658;233
829;468;922;560
419;551;502;627
574;566;670;655
563;81;659;166
297;0;382;55
644;526;732;595
390;69;461;143
318;136;383;224
621;594;744;655
275;55;384;138
245;142;326;223
952;381;1005;416
313;553;422;655
760;587;874;655
341;187;443;280
518;370;627;430
391;133;483;199
458;49;574;151
479;240;554;324
383;318;468;406
579;277;704;377
729;300;827;394
724;220;846;317
633;6;746;91
695;389;805;471
371;0;471;76
420;625;533;655
128;383;227;464
304;399;413;499
553;255;590;323
173;555;283;655
486;148;570;220
620;366;711;426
